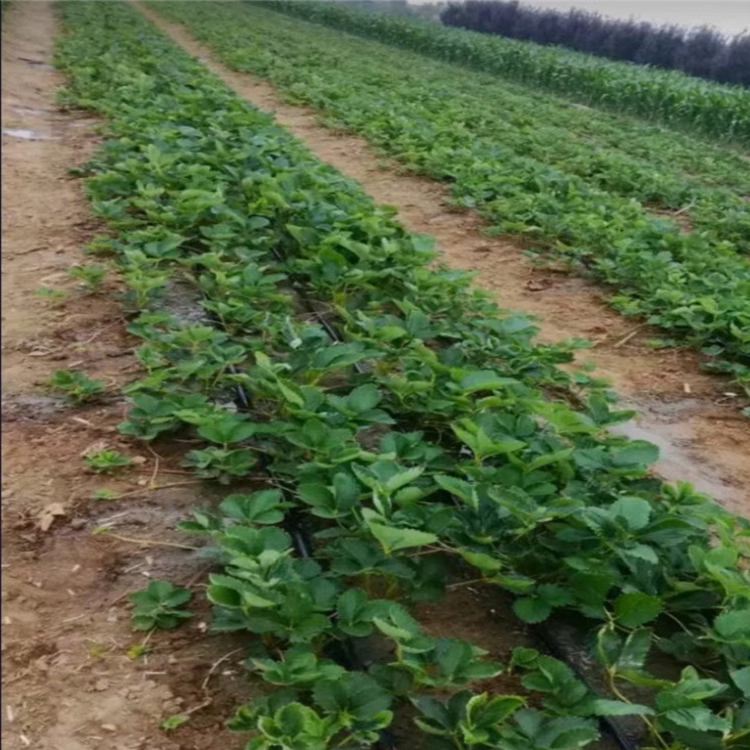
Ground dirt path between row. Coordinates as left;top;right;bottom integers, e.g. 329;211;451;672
2;4;249;749
137;2;749;516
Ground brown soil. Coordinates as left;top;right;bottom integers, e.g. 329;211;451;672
2;4;254;748
138;2;750;517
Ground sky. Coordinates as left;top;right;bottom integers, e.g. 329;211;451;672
408;0;750;36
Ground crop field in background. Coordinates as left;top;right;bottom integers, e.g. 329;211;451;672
2;2;750;750
260;0;750;144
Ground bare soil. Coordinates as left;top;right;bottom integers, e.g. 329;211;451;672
137;2;750;517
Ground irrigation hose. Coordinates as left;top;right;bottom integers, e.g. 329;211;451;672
535;622;642;750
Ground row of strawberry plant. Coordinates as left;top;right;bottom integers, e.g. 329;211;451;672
213;5;748;251
146;1;750;392
154;1;750;253
57;3;750;749
254;1;750;145
153;4;750;252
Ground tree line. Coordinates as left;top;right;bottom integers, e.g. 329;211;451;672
441;0;750;86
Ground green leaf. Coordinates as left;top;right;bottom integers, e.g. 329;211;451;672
348;384;381;412
537;584;573;608
372;605;423;642
614;592;663;628
458;548;502;573
730;666;750;697
611;441;659;468
532;715;600;749
610;497;652;531
365;516;438;555
616;629;652;671
459;370;517;394
513;597;552;624
208;574;277;609
510;647;540;670
130;580;192;631
196;413;257;444
435;474;477;508
278;380;304;407
588;699;653;716
313;673;392;721
713;609;750;638
465;692;524;726
219;489;284;524
377;325;408;341
569;571;613;607
525;448;573;473
664;706;731;733
207;584;241;608
621;544;658;565
384;465;424;493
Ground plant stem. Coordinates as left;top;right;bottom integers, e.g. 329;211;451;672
95;530;199;551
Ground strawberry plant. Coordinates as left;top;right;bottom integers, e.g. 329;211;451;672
410;692;599;750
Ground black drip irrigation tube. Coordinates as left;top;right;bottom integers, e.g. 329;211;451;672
535;621;644;750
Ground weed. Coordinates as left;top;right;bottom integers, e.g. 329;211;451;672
161;714;189;732
69;262;107;292
36;286;68;305
50;369;106;404
130;580;193;630
85;450;132;474
92;488;120;501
